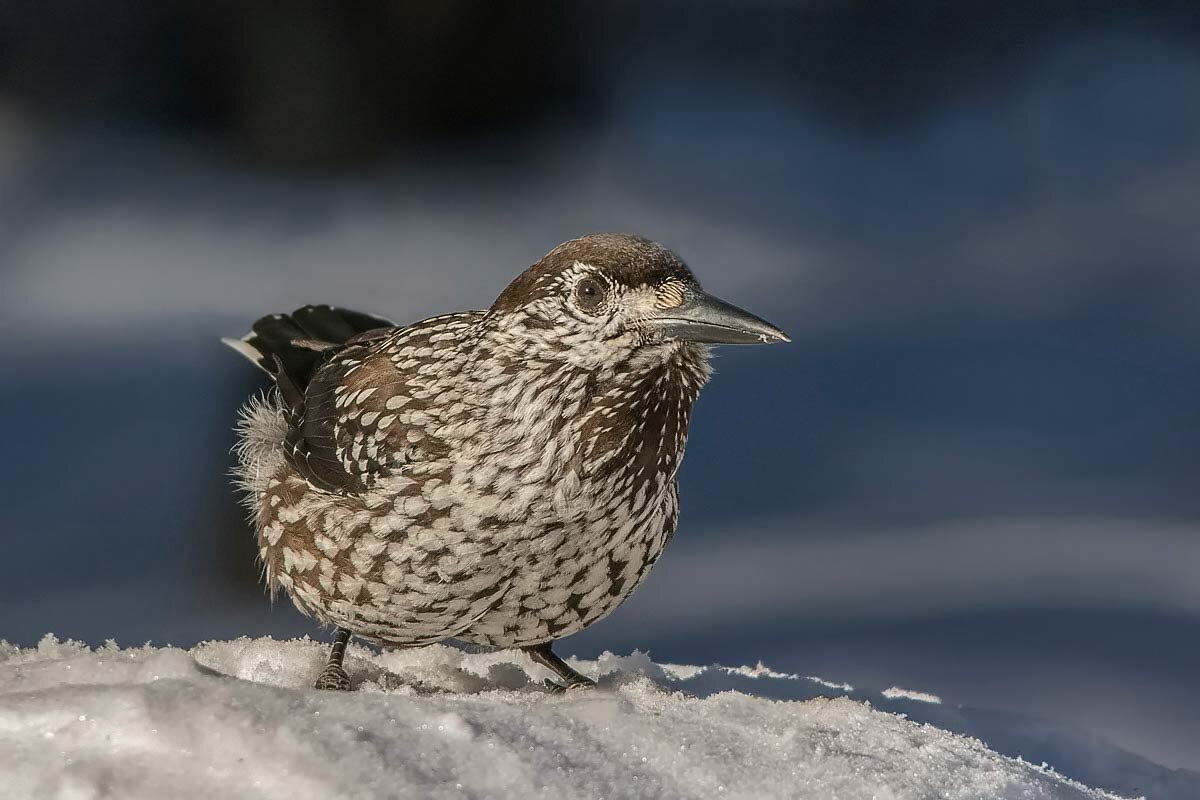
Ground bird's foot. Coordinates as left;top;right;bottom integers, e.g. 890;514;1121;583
543;675;597;694
314;663;352;691
523;641;596;694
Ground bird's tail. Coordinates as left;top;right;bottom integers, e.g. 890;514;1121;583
223;305;395;398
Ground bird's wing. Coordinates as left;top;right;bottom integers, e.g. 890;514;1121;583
284;313;479;495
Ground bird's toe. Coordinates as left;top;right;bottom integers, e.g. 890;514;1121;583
543;676;597;694
314;664;352;691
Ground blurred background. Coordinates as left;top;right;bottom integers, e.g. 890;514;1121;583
1;0;1198;793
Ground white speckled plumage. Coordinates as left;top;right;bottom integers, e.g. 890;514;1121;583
236;322;708;647
228;234;783;660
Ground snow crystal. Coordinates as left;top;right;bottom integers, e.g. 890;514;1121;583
881;686;943;704
0;636;1124;800
806;675;855;692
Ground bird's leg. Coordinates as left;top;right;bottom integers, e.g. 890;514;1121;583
523;642;596;692
314;627;353;691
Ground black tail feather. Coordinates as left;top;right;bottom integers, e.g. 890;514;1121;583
290;305;395;343
224;305;395;393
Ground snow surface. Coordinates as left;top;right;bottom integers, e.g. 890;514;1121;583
0;636;1123;800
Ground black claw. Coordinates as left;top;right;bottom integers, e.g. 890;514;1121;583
543;676;595;694
523;642;596;691
566;674;597;689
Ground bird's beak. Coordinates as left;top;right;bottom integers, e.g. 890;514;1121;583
646;288;790;345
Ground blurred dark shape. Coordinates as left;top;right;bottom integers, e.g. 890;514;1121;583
0;1;601;166
632;0;1200;129
8;1;1200;167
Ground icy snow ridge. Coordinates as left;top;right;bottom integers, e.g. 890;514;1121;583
0;636;1121;800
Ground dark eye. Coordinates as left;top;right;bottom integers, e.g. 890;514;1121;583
574;276;605;313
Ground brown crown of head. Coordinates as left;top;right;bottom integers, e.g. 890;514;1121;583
491;234;698;313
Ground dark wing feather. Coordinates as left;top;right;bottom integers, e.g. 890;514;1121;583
284;337;403;494
226;304;403;493
284;319;460;495
229;306;473;495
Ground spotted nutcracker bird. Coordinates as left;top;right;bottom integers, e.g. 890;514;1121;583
225;234;787;691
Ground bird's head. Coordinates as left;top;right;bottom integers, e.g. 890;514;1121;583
490;234;788;367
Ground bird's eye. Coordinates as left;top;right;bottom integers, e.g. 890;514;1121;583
574;276;605;313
